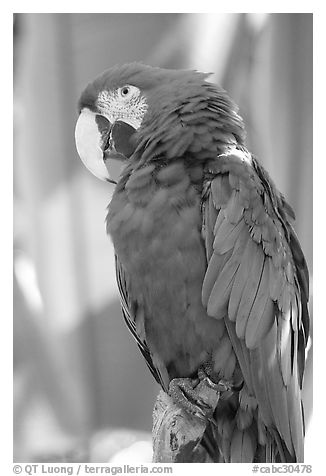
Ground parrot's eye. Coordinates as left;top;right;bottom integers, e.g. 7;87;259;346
117;85;140;100
121;86;130;96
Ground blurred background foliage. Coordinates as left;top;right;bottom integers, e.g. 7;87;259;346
13;13;312;462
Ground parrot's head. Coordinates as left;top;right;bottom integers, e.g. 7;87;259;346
75;62;245;183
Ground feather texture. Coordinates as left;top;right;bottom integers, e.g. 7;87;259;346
230;428;256;463
203;149;309;462
79;64;310;463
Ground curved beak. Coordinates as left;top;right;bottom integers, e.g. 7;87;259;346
75;108;112;181
75;108;136;184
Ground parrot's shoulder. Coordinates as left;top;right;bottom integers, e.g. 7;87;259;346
203;147;302;276
204;146;296;233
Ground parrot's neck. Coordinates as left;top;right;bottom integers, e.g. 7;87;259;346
132;92;246;166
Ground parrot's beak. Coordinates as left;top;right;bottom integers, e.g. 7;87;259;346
75;108;127;183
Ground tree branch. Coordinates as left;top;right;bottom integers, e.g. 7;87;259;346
152;381;221;463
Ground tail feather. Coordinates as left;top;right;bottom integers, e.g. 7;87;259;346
230;427;256;462
202;417;298;462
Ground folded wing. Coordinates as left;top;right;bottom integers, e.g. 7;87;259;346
202;149;309;461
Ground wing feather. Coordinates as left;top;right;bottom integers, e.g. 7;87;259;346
224;318;253;392
202;149;309;462
211;173;232;207
202;249;233;307
228;235;254;321
115;255;167;390
213;209;226;235
235;243;265;340
261;322;293;453
213;216;246;253
204;193;219;259
230;428;256;463
225;190;244;224
207;259;240;317
245;259;275;349
207;227;250;317
278;313;292;386
246;293;275;350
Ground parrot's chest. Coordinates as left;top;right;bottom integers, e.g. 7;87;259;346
106;163;222;377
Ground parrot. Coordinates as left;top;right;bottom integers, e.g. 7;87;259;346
75;62;310;463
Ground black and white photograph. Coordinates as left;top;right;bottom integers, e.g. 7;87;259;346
12;11;313;469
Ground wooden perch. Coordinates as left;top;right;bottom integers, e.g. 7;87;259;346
152;380;221;463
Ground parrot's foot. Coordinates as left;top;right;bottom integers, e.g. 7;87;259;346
198;363;244;393
198;367;231;392
168;377;220;425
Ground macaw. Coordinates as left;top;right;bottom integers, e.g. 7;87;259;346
75;63;310;463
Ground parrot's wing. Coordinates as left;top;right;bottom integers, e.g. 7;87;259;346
115;255;167;389
202;148;309;462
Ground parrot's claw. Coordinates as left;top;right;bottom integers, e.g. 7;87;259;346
198;365;234;392
168;377;219;423
204;377;232;393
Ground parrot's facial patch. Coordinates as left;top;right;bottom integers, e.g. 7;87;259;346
97;85;148;130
